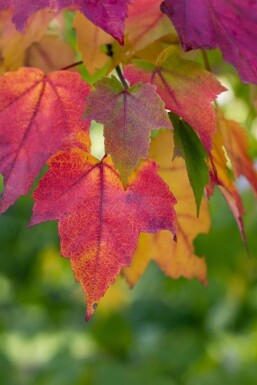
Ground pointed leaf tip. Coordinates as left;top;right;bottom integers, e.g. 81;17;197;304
171;113;209;216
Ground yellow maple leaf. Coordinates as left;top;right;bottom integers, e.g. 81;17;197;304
25;34;76;73
218;112;257;196
123;131;210;287
73;12;113;76
0;9;53;74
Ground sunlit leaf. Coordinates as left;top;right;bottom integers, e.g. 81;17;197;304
31;137;176;319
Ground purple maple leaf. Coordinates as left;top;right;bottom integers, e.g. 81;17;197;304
1;0;130;43
161;0;257;84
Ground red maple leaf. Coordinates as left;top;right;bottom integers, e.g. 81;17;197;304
0;68;90;213
30;137;176;320
124;49;225;151
161;0;257;84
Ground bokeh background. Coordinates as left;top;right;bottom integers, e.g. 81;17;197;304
1;13;257;385
1;171;257;385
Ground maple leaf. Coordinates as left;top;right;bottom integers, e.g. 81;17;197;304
218;113;257;197
123;131;210;287
25;34;76;73
73;12;113;76
207;129;246;244
110;0;177;68
85;76;172;184
124;47;225;151
3;0;130;44
126;0;175;52
0;9;53;74
207;112;257;247
73;0;177;76
132;35;179;65
170;113;209;216
0;1;10;11
161;0;257;84
30;141;176;320
0;68;90;214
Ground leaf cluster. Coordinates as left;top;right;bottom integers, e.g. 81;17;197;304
0;0;257;318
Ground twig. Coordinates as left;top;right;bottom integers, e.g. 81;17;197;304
115;64;129;90
60;60;83;71
201;49;212;73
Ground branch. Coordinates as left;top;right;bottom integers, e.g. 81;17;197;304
201;49;212;73
60;60;83;71
115;65;129;90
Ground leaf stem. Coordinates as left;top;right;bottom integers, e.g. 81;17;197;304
60;60;83;71
100;154;108;163
115;65;129;90
209;153;218;180
105;44;128;90
201;49;212;73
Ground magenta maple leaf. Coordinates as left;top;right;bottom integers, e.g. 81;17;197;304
1;0;130;43
161;0;257;84
0;1;9;10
